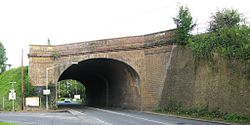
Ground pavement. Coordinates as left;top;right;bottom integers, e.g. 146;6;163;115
0;107;231;125
0;111;82;125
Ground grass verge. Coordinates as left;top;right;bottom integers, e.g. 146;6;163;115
154;106;250;124
0;122;18;125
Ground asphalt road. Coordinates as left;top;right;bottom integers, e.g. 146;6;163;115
0;107;225;125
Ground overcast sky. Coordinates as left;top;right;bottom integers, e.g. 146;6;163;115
0;0;249;68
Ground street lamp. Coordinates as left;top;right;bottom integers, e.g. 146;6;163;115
45;61;78;111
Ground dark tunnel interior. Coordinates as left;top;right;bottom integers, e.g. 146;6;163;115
58;58;141;109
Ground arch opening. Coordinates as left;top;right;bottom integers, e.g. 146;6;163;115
56;79;86;107
58;58;141;109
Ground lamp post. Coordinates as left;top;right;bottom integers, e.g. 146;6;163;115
45;67;51;111
45;61;78;111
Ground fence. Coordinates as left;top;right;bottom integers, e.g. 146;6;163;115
0;96;22;111
0;95;50;111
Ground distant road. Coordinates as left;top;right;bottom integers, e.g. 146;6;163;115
0;107;225;125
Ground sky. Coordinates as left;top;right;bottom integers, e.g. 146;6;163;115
0;0;249;68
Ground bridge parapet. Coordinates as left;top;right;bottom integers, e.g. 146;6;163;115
29;45;55;57
29;29;175;57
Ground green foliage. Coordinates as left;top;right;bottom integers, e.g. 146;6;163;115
188;25;250;60
58;79;85;100
23;68;35;97
156;101;225;118
0;42;7;73
155;102;250;123
51;51;60;59
173;5;196;45
188;33;215;59
186;8;249;60
209;8;241;31
215;26;250;60
224;113;249;123
0;122;18;125
0;66;35;111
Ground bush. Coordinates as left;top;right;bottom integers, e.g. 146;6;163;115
155;104;250;123
188;25;250;60
224;113;249;123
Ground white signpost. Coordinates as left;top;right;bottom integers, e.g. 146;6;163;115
9;81;16;112
43;89;50;111
43;89;50;95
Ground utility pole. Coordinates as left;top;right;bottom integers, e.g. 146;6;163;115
21;49;24;110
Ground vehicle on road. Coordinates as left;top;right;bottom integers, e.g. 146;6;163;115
64;98;71;103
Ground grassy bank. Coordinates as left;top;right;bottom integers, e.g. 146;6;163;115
0;66;33;111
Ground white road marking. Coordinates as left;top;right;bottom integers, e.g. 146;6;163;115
95;118;113;125
70;109;113;125
89;107;175;125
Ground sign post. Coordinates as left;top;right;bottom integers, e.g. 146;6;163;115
9;82;16;112
43;89;50;111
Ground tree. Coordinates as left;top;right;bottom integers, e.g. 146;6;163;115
0;42;7;73
58;80;85;99
188;8;250;60
209;8;241;31
173;5;196;45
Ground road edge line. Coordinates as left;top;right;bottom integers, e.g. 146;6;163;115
144;111;237;125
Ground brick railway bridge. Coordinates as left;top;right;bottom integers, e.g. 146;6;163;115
28;29;176;110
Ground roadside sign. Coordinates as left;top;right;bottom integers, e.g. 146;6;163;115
74;95;80;99
43;89;50;95
9;92;16;100
26;97;39;107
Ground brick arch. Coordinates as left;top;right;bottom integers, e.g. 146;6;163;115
57;57;141;109
53;55;143;83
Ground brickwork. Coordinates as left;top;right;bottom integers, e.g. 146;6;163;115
28;29;175;110
161;46;250;115
28;29;249;113
143;45;173;109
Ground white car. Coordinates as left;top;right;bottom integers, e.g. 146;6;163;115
64;98;71;103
